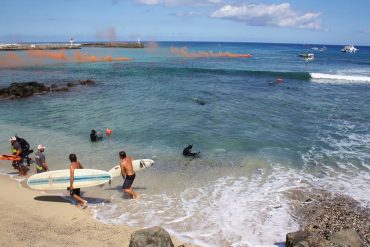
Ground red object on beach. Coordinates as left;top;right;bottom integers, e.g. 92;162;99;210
106;128;112;136
0;154;22;161
276;78;284;83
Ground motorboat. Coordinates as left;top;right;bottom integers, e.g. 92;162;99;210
297;53;314;58
341;45;358;53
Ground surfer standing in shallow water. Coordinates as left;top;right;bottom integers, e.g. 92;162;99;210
69;153;87;208
119;150;139;199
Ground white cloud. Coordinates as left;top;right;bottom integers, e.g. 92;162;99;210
211;3;322;30
136;0;221;6
136;0;161;4
175;11;202;17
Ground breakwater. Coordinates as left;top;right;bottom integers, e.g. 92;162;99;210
0;42;144;51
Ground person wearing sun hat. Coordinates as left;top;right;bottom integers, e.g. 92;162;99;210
35;144;49;173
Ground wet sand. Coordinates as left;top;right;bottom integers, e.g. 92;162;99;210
0;174;189;247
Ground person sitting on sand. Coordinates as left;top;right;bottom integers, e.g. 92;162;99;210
182;144;200;157
90;130;103;142
9;137;27;176
119;150;139;199
69;153;87;208
35;144;49;173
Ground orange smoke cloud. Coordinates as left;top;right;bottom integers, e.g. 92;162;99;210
0;50;130;68
170;47;252;59
27;50;68;60
0;52;24;68
74;51;130;63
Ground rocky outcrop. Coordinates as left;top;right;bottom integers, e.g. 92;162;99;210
285;189;370;247
0;80;96;99
80;79;95;86
286;230;331;247
0;82;50;98
129;226;174;247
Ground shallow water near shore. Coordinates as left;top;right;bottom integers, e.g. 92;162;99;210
1;42;370;246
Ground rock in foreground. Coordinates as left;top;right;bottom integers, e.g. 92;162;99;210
285;189;370;247
129;226;174;247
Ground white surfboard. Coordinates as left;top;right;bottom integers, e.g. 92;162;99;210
108;159;154;178
27;169;112;191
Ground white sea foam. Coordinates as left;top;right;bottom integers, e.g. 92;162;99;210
310;73;370;83
93;168;307;247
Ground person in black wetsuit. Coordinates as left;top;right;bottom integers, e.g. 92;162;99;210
90;130;103;142
182;144;200;157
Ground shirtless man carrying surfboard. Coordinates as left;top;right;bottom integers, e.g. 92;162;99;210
69;153;88;208
119;150;139;199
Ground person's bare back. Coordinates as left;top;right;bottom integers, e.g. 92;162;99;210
120;156;134;176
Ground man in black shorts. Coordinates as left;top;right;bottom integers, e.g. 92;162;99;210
69;154;87;208
119;151;139;199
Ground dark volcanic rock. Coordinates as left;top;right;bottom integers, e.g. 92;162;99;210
286;230;330;247
80;79;95;86
286;189;370;246
129;226;174;247
1;80;95;100
329;229;364;247
53;87;69;92
0;81;48;98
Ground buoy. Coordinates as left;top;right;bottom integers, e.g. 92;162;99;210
106;128;112;136
276;78;284;83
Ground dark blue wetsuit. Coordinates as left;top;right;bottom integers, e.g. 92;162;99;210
183;145;199;157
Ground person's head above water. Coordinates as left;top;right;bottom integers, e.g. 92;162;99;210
187;144;193;149
91;130;96;133
69;153;77;162
119;150;126;159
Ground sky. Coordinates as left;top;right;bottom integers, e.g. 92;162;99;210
1;0;370;45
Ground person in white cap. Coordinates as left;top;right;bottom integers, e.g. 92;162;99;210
9;137;27;176
35;144;49;173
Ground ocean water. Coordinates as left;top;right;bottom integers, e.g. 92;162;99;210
1;42;370;246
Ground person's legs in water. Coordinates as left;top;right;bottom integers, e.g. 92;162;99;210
123;187;139;199
122;175;139;199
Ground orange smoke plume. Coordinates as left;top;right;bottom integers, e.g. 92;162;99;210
0;50;130;68
170;46;252;59
74;51;130;63
0;52;24;68
27;50;68;60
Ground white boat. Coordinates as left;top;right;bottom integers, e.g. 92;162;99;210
341;45;358;53
297;53;314;58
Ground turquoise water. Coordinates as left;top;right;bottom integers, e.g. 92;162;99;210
1;42;370;246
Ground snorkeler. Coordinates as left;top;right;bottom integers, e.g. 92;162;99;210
182;144;200;157
90;130;103;142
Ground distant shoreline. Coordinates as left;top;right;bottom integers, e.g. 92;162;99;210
0;42;144;51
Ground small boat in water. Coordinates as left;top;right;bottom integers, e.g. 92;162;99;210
297;53;314;58
341;45;358;53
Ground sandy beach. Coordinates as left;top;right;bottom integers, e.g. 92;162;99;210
0;174;189;247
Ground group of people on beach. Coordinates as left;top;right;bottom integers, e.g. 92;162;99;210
6;131;201;208
8;135;139;208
